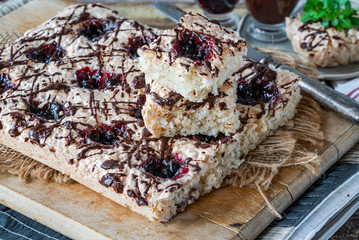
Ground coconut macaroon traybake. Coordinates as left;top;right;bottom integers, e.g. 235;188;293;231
0;4;301;222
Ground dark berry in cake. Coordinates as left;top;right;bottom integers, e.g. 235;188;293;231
26;42;64;63
143;158;182;179
129;108;142;119
29;102;65;121
105;75;121;87
172;29;215;63
132;73;146;89
125;36;154;59
0;73;14;94
143;153;188;180
79;17;117;41
191;134;216;143
76;67;98;89
138;94;146;106
76;67;122;90
47;103;65;120
129;94;146;119
84;123;129;145
237;62;279;106
175;166;189;179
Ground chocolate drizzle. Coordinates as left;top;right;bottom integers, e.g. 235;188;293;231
29;124;57;146
150;90;226;110
8;112;27;137
127;180;148;206
219;102;227;111
181;93;218;110
100;173;125;193
151;91;182;107
298;22;328;51
101;159;124;170
0;5;231;208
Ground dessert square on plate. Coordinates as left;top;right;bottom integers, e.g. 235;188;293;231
286;14;359;67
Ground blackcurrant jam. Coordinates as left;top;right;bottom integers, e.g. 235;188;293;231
142;154;188;180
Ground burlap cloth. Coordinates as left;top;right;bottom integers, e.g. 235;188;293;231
0;32;323;218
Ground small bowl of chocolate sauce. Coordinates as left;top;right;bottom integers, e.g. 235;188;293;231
196;0;241;29
245;0;298;42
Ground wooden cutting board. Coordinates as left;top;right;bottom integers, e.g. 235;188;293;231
0;1;359;239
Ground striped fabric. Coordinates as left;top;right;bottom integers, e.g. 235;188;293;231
0;0;32;18
0;204;70;240
332;78;359;102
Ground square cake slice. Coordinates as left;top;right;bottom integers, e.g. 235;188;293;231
229;61;302;157
0;4;301;223
142;59;301;139
142;78;240;137
138;13;247;102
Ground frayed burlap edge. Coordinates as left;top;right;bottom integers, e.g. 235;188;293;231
253;46;323;80
0;32;324;217
0;146;74;184
224;96;323;218
225;96;323;189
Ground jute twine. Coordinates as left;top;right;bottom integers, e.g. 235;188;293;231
253;45;322;80
0;146;74;184
0;32;323;218
224;96;323;218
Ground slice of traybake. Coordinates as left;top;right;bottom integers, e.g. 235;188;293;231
142;59;301;138
138;13;247;102
0;4;301;223
142;78;240;137
286;14;359;67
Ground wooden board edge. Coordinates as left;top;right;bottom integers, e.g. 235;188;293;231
237;125;359;239
306;125;359;184
333;125;359;157
0;182;111;240
0;173;239;240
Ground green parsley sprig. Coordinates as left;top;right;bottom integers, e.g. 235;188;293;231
301;0;359;30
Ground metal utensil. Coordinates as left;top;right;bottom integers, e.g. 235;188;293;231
152;1;359;124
